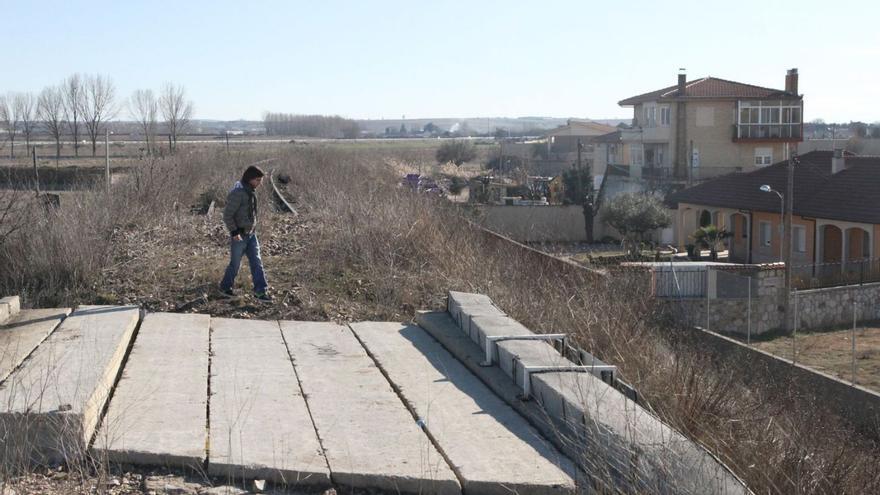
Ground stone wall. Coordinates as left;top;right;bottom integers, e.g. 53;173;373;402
687;325;880;439
472;204;588;243
794;282;880;329
664;267;786;335
667;272;880;335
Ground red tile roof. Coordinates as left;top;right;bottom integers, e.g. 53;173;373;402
619;77;798;106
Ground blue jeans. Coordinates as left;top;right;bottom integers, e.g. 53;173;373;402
220;234;268;293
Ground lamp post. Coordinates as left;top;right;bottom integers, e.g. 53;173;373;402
760;184;784;262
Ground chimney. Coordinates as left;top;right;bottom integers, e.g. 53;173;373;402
785;68;799;95
831;148;846;174
677;72;687;96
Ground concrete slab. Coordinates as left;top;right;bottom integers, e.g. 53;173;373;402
0;309;70;384
0;305;140;465
415;311;581;461
417;310;749;495
350;321;576;495
209;318;330;487
96;312;209;469
279;321;459;495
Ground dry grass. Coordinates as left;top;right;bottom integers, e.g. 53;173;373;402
1;144;879;493
753;325;880;391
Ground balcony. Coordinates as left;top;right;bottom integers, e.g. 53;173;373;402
733;123;803;142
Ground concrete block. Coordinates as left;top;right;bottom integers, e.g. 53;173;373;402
0;309;70;384
494;339;568;389
0;296;21;322
209;318;330;487
446;292;505;332
350;321;575;495
416;308;749;495
280;321;459;495
0;305;140;465
96;313;209;468
467;314;532;350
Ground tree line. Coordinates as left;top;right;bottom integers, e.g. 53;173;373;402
263;112;359;139
0;74;194;159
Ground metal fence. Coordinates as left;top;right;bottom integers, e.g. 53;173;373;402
792;258;880;290
653;264;707;298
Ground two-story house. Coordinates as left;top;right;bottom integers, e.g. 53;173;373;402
617;69;804;181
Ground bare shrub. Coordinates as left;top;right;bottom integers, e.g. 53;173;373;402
276;145;880;494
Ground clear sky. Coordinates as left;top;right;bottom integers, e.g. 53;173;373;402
3;0;878;122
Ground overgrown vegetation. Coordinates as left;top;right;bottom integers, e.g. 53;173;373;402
602;192;671;256
1;145;878;493
435;139;477;166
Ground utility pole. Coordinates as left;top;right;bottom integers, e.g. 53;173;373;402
225;131;230;153
32;147;40;196
783;143;796;332
105;129;111;192
577;138;594;243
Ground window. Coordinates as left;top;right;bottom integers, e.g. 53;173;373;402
644;105;656;127
760;221;772;247
660;106;671;126
793;225;807;253
631;144;643;166
755;148;773;166
737;100;802;139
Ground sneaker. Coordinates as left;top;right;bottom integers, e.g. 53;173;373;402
254;291;273;303
219;287;236;298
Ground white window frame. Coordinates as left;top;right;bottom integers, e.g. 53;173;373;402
793;225;807;253
737;100;803;139
760;221;772;247
754;148;773;166
630;144;644;166
643;105;656;128
660;106;671;126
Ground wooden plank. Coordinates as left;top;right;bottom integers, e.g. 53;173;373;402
279;321;460;495
208;318;330;486
95;312;209;468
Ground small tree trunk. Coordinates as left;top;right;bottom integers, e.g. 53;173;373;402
583;202;594;243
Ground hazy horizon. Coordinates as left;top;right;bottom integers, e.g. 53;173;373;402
3;0;879;123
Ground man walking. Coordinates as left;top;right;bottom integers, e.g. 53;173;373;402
220;165;272;301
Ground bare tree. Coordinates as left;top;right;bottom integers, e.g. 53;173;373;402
81;74;117;156
129;89;158;155
159;83;194;153
62;73;84;157
38;85;66;160
15;92;36;151
0;93;19;158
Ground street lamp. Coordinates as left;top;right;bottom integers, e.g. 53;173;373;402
760;184;784;261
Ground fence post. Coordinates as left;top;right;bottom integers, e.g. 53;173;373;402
706;268;711;331
852;299;857;385
792;288;798;365
747;275;752;345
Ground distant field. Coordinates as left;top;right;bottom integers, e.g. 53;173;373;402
752;325;880;392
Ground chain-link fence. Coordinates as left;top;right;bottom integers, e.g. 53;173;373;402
654;263;880;388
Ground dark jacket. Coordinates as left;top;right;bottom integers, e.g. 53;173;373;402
223;181;257;237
